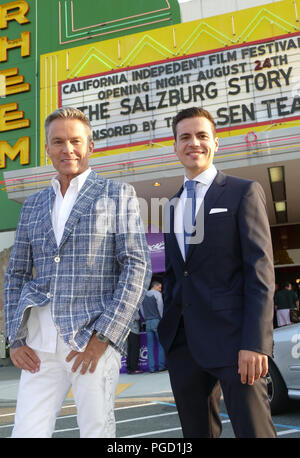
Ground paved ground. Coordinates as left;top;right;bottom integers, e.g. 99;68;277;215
0;363;173;406
1;361;300;441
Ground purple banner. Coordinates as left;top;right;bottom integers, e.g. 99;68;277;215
120;332;159;373
146;227;165;274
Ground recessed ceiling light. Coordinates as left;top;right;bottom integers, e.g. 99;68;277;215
269;166;284;183
275;201;286;212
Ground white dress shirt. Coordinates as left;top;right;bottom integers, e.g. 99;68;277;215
26;168;92;353
174;164;217;261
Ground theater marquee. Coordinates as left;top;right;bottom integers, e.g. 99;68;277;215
59;34;300;152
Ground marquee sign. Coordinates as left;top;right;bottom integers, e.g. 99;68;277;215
0;0;32;169
59;33;300;151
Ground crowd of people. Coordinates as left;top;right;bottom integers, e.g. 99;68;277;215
128;278;300;375
274;281;300;328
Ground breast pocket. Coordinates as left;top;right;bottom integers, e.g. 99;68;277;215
206;212;241;287
207;212;237;247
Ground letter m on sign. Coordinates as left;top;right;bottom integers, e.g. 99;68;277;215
0;136;30;168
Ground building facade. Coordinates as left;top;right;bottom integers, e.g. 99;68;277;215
1;0;300;333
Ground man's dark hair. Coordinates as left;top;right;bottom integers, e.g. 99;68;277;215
283;281;291;288
172;107;216;140
151;280;162;289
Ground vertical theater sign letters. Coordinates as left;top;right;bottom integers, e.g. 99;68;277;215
0;0;31;169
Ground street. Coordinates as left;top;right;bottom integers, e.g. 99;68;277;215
1;398;300;439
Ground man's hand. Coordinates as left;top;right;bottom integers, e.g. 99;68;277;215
10;345;40;373
65;334;109;374
238;350;268;385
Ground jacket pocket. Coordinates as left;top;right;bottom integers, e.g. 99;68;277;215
208;210;233;219
211;295;244;311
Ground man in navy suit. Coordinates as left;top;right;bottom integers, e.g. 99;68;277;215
158;107;276;438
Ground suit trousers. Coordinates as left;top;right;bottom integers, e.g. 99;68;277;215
126;331;140;372
12;336;121;438
166;325;276;438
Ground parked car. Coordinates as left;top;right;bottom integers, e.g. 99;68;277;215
267;322;300;414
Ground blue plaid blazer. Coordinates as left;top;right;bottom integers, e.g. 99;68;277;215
4;170;151;355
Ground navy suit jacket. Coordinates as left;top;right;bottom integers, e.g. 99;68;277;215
158;171;274;368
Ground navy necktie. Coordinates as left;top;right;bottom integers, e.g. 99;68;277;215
184;180;197;258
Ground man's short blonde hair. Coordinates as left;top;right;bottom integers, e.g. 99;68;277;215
45;107;93;144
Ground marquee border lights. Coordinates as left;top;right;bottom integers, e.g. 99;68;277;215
245;131;258;145
2;133;300;193
59;0;173;45
70;0;172;33
58;2;300;48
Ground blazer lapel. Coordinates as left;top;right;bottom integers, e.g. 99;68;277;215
58;170;105;248
40;187;57;250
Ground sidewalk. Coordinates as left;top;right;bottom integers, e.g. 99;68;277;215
0;361;174;407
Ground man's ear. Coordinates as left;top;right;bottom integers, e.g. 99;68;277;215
214;137;219;153
88;141;94;157
174;141;178;157
45;143;51;160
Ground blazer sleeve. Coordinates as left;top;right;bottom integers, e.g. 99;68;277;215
4;199;34;347
93;183;152;348
238;181;275;356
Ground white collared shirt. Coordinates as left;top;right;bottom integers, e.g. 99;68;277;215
174;164;217;261
51;167;92;245
26;168;92;353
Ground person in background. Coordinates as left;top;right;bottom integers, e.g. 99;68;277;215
296;282;300;301
275;281;299;327
140;281;166;373
4;107;151;438
126;307;143;374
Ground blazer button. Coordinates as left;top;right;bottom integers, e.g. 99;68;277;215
54;256;60;263
183;271;188;277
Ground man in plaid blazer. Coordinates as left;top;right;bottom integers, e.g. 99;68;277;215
4;107;151;438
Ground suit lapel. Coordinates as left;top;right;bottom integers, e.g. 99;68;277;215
165;186;185;267
59;170;105;248
185;171;226;263
203;170;226;217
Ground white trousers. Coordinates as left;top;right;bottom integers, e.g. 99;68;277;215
276;309;291;327
12;337;121;438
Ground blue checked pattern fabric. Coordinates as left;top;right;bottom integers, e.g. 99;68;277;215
4;171;152;355
184;180;197;258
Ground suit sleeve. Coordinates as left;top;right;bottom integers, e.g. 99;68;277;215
162;232;176;313
94;183;152;348
238;181;275;356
